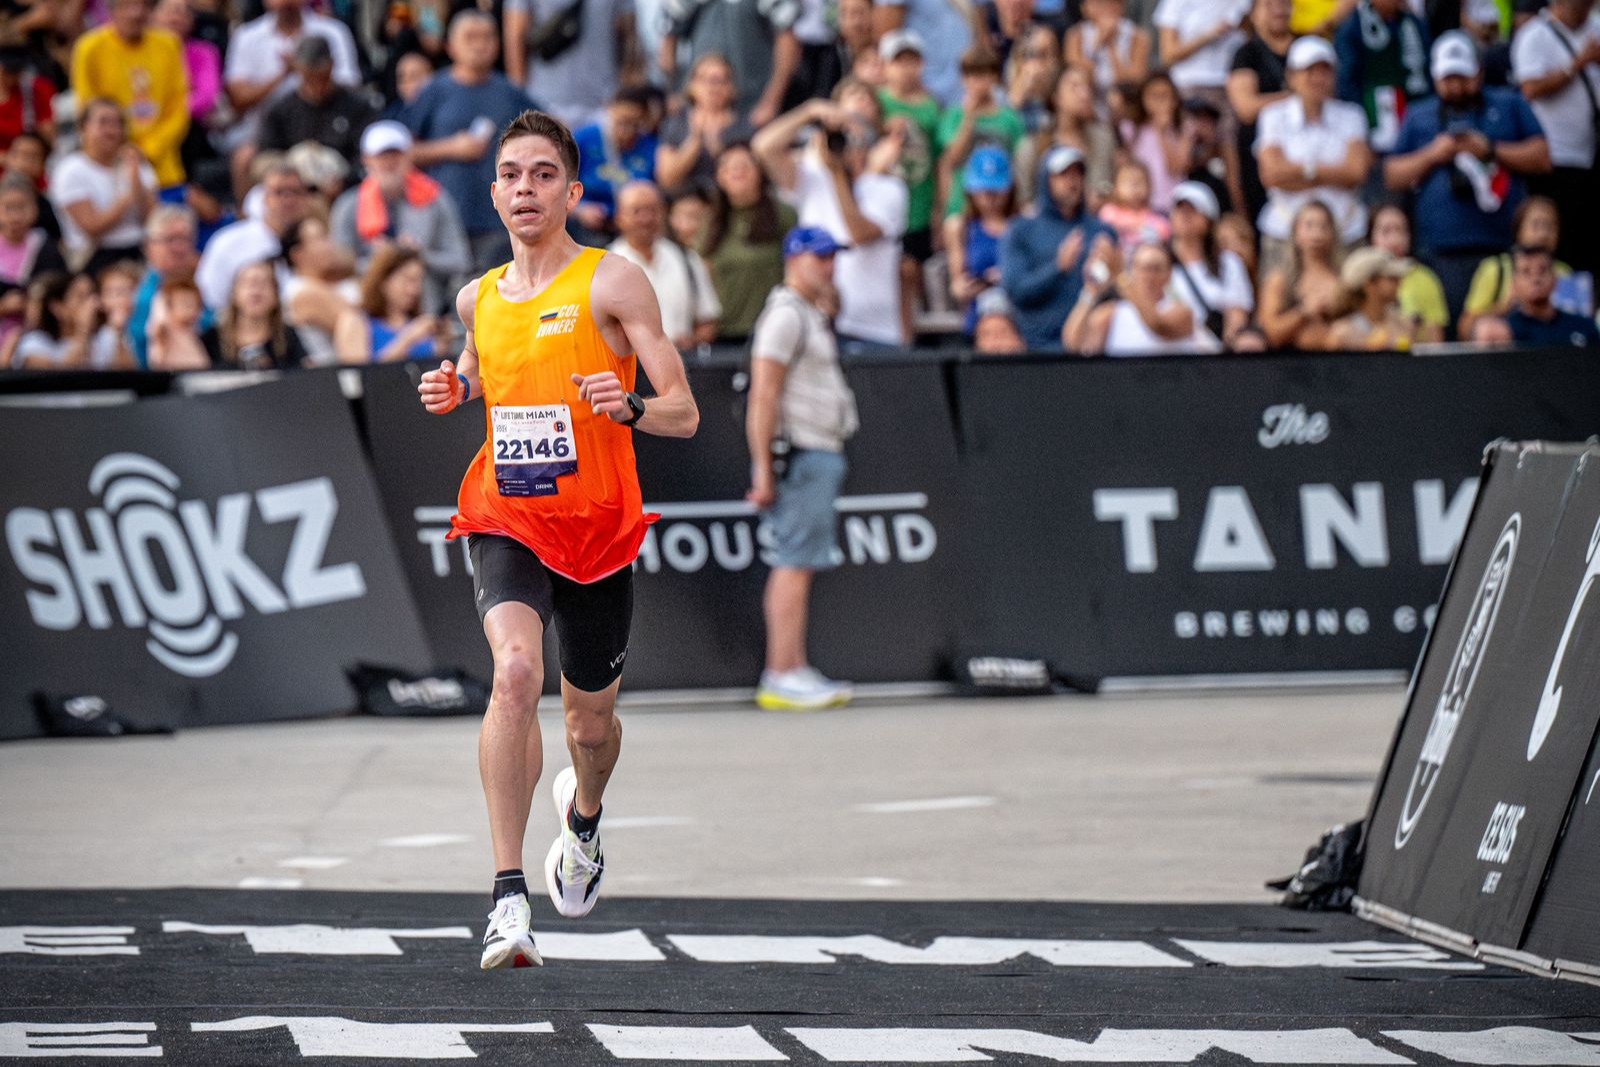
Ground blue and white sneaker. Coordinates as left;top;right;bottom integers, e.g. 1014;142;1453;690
544;767;605;918
480;893;541;969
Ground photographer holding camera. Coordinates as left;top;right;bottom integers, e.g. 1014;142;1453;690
751;81;910;351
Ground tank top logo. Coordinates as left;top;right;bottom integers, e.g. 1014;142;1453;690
536;303;581;338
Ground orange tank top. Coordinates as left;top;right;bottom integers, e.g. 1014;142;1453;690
448;249;652;583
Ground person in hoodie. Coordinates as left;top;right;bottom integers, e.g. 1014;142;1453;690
1000;144;1118;352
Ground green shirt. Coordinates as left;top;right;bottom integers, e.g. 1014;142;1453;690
703;202;798;340
937;105;1027;218
878;89;942;235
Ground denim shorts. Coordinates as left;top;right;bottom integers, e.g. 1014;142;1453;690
764;448;847;571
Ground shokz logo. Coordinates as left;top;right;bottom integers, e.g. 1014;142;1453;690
1394;514;1519;849
5;454;366;678
1529;515;1600;761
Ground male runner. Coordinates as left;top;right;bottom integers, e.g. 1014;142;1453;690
416;110;699;970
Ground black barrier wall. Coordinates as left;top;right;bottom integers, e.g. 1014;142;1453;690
5;351;1600;740
0;373;432;740
1359;441;1600;974
956;352;1600;677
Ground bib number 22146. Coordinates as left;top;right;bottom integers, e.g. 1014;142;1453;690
492;404;578;497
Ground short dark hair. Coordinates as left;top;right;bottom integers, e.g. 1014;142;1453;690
612;85;655;110
959;46;1002;77
496;110;580;181
1512;244;1555;269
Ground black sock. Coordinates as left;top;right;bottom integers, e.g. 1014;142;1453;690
493;869;528;903
567;802;602;843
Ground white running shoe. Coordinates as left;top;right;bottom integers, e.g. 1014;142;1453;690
756;666;853;711
480;893;541;970
544;767;605;919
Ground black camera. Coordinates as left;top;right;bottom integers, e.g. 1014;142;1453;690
825;127;849;156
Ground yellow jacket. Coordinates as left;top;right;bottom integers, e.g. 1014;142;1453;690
71;27;190;187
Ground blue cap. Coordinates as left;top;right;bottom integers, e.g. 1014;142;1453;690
964;146;1013;194
782;226;842;259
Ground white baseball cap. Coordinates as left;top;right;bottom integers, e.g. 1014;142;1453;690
1044;145;1086;176
1172;181;1220;222
1431;31;1481;82
878;29;925;61
361;120;414;157
1286;36;1338;72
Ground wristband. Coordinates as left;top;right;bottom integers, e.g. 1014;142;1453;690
456;373;470;404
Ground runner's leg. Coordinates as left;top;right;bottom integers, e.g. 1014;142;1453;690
562;678;622;820
481;601;547;872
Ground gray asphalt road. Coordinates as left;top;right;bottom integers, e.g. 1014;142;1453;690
0;687;1399;901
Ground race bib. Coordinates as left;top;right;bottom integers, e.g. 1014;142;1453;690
492;404;577;497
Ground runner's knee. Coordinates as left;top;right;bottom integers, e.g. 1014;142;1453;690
490;651;544;712
565;704;616;750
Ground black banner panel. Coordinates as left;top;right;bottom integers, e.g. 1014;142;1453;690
1358;444;1600;950
954;351;1600;678
360;362;964;691
0;373;432;740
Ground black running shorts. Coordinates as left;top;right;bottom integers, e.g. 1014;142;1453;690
467;534;634;693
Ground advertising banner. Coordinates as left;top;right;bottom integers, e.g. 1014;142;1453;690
0;373;432;741
954;351;1600;679
360;361;963;691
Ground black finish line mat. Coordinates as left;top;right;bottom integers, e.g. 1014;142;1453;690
3;890;1599;1064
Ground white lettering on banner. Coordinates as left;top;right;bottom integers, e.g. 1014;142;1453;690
1477;803;1527;866
1174;941;1482;970
0;927;139;956
0;1022;160;1058
786;1027;1411;1064
1301;484;1389;569
1193;488;1275;572
588;1025;787;1061
1396;514;1520;849
1384;1027;1600;1065
1097;481;1466;574
1174;607;1374;640
162;923;471;955
415;506;472;579
1258;404;1330;449
665;935;1189;967
192;1017;553;1058
1414;480;1479;565
4;454;366;678
1483;870;1502;894
1094;489;1178;573
1529;515;1600;761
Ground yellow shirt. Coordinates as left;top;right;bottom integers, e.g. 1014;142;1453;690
1399;265;1449;330
1291;0;1342;35
1465;253;1573;317
71;27;190;187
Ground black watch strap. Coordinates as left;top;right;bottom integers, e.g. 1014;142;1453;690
623;391;647;426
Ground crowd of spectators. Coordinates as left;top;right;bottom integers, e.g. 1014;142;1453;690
4;0;1599;370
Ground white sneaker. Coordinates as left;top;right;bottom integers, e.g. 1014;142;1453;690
544;767;605;919
756;666;853;711
480;893;541;969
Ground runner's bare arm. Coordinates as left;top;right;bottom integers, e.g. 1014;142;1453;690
577;255;699;438
418;278;482;415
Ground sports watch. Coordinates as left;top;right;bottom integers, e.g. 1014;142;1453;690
623;392;647;426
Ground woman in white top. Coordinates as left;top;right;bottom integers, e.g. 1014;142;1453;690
47;99;158;274
1167;181;1255;346
6;271;131;371
1065;0;1151;103
278;216;361;366
1253;36;1373;267
1153;0;1249;95
1064;241;1221;356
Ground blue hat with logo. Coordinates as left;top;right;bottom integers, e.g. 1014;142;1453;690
782;226;842;259
964;146;1013;194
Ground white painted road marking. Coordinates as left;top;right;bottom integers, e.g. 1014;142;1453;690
854;796;997;815
588;1024;787;1061
379;833;472;848
536;929;665;962
192;1017;554;1058
786;1027;1413;1064
1384;1027;1600;1065
0;1022;160;1058
666;934;1190;967
1176;940;1483;971
163;923;472;956
277;857;348;870
0;927;139;957
237;877;302;890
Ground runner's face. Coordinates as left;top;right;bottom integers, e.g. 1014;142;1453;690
493;135;579;244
